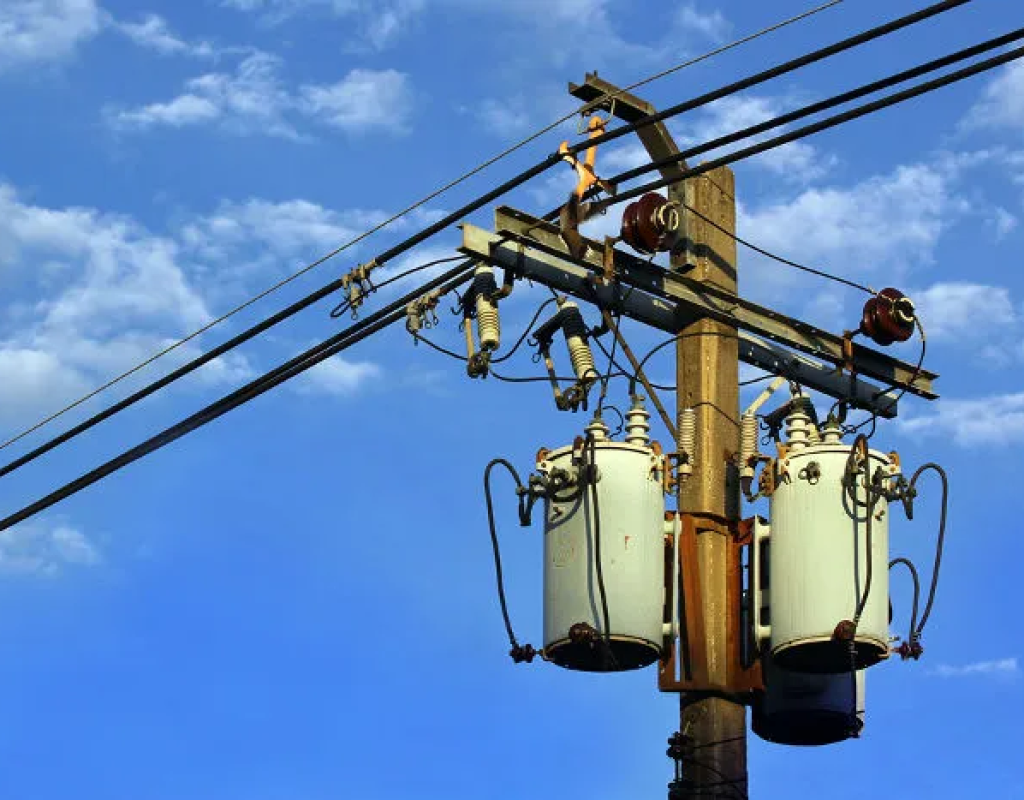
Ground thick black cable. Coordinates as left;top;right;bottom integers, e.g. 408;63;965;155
596;314;621;416
849;318;927;437
607;24;1023;190
0;3;977;473
584;433;616;671
593;335;674;392
0;265;475;533
593;42;1024;214
493;297;558;364
483;459;529;652
411;332;469;362
0;255;474;482
1;9;977;472
489;369;628;385
889;557;921;646
562;0;968;159
906;463;948;636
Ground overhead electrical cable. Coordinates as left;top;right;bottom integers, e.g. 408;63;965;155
602;24;1024;192
0;1;840;456
0;256;473;481
591;42;1024;215
0;264;476;533
0;3;982;496
561;0;969;160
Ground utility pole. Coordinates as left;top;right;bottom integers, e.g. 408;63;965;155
461;72;938;800
675;167;747;796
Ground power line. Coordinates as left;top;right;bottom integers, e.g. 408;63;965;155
0;2;836;456
0;3;973;491
605;24;1024;189
563;0;968;159
592;42;1024;214
0;264;476;533
0;256;473;482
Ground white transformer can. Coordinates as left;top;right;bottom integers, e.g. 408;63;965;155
753;441;898;673
537;414;666;672
752;655;865;746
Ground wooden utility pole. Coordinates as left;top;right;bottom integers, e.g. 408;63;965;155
676;168;747;796
460;71;937;800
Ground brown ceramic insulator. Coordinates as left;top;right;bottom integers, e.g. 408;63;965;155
620;192;676;254
859;288;916;346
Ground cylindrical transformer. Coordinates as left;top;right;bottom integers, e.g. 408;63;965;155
538;418;665;671
754;443;898;673
752;656;865;746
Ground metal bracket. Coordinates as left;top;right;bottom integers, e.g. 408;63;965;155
460;208;938;412
659;514;765;699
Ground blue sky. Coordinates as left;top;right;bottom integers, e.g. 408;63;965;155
0;0;1022;797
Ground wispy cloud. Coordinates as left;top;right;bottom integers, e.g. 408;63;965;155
0;182;252;432
295;355;382;396
299;69;413;134
680;95;835;183
0;0;102;73
107;53;413;139
222;0;425;50
673;4;730;42
108;13;218;59
0;521;101;576
962;61;1024;133
930;658;1019;679
913;282;1017;341
898;393;1024;447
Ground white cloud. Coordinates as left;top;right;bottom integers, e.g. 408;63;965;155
930;658;1019;679
299;69;412;133
108;52;298;138
222;0;424;49
0;521;100;576
361;0;424;50
674;4;730;41
683;95;834;183
0;0;101;73
114;94;222;129
990;207;1018;240
898;392;1024;447
472;97;533;137
913;282;1017;341
963;61;1024;133
295;355;381;395
740;162;959;296
0;183;251;432
110;13;216;58
109;55;412;138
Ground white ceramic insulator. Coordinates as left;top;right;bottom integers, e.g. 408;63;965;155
785;405;814;451
821;420;843;444
625;396;651;447
678;407;696;477
475;294;500;352
567;334;596;384
585;415;610;442
740;413;758;480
